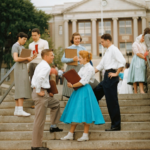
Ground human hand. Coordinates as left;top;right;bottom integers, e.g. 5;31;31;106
33;52;37;59
37;91;45;97
67;82;73;88
108;72;118;79
49;93;54;97
73;56;78;62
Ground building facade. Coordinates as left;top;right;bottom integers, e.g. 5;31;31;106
38;0;150;58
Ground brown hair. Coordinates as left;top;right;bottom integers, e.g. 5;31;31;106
79;50;92;62
144;27;150;36
125;63;130;69
41;49;53;58
17;32;28;39
70;32;82;44
101;34;112;41
32;28;40;34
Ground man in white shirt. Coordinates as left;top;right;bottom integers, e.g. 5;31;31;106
31;49;62;150
29;28;49;81
94;34;126;131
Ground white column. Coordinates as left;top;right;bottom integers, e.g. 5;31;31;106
91;18;97;57
64;20;69;48
142;16;147;32
133;17;138;41
71;19;77;34
113;18;118;47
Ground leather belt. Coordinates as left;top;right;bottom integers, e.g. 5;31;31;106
106;69;116;72
33;87;48;90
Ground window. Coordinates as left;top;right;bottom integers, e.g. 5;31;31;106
80;44;91;53
59;25;63;35
119;42;132;55
99;21;111;35
119;20;132;35
78;22;91;36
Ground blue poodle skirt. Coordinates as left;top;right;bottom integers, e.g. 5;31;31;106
60;84;105;125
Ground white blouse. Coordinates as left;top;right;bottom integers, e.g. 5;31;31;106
78;62;95;85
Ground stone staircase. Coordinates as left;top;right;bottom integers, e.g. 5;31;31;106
0;87;150;150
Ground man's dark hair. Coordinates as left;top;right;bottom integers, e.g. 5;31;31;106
17;32;28;39
41;49;53;58
32;28;40;34
101;34;112;41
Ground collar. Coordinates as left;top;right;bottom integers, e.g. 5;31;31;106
41;59;49;66
106;44;113;51
83;62;90;67
34;38;41;44
16;42;21;46
72;44;81;47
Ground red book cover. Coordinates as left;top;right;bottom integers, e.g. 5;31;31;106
35;44;38;54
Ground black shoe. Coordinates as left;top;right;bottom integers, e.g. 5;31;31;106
105;127;121;131
31;147;49;150
50;127;63;133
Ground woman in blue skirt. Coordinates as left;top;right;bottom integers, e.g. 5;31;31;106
127;34;147;93
60;50;105;142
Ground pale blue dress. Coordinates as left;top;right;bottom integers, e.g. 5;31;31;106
61;44;86;97
127;38;146;85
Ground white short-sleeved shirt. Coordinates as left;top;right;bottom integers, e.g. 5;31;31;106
29;38;49;64
78;62;95;85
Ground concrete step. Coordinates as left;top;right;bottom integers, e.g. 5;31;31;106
0;131;150;141
0;106;150;116
0;140;150;150
0;114;150;123
1;99;150;109
0;122;150;131
2;94;150;102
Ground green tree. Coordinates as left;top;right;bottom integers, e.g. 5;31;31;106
0;0;51;79
24;31;64;69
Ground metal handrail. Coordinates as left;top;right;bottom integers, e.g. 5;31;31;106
0;63;16;104
0;63;15;85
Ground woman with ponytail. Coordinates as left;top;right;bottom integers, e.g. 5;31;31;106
60;50;105;142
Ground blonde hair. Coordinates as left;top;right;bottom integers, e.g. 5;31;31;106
79;50;92;62
41;49;53;58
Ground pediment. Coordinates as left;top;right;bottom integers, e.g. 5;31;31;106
63;0;148;13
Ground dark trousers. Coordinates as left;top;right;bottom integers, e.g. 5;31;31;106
29;63;38;81
58;76;63;85
93;70;121;128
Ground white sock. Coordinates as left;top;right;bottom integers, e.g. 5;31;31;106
14;106;18;112
83;133;88;137
18;106;23;112
67;132;73;137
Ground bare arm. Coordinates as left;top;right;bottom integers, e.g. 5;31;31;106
13;53;37;63
13;53;28;62
67;82;83;88
136;53;145;59
108;67;123;79
95;68;99;73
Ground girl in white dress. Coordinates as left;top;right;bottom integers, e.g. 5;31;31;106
119;63;133;94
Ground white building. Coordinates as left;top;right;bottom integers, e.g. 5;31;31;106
38;0;150;59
